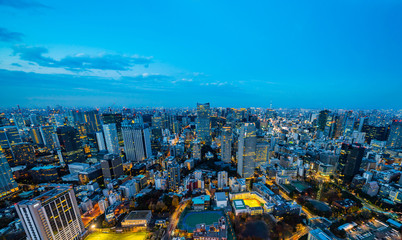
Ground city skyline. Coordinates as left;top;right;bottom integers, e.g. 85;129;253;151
1;0;402;109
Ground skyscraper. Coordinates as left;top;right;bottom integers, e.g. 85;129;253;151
220;127;232;163
16;185;85;240
122;123;152;162
11;113;25;130
387;120;402;149
317;110;330;132
101;154;123;180
192;140;201;160
101;113;123;146
56;126;85;163
237;123;257;178
10;142;35;167
217;171;228;189
40;125;56;150
30;127;43;146
168;162;181;191
196;103;211;144
84;110;101;134
255;138;269;168
0;126;22;149
103;124;119;154
336;143;365;182
0;149;18;199
96;131;106;151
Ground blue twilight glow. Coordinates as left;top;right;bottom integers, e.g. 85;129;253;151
0;0;401;108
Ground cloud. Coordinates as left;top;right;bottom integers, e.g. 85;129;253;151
11;63;22;67
0;27;24;42
12;45;153;71
0;0;49;9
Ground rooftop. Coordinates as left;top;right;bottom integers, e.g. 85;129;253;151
124;210;151;220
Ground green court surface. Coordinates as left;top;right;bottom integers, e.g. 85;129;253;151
179;210;223;232
85;231;147;240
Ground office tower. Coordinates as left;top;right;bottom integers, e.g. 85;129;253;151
168;162;181;191
317;110;330;131
0;126;22;149
0;149;18;198
217;171;228;189
333;115;345;138
134;114;144;126
196;103;211;144
52;114;65;127
96;131;106;151
255;138;269;167
30;127;43;146
358;117;368;132
336;143;365;182
101;154;123;180
192;140;202;160
103;124;119;154
101;113;123;146
151;113;164;129
40;126;56;149
16;185;84;240
122;124;152;162
343;115;355;137
56;126;85;163
12;113;25;130
387;120;402;149
83;110;101;134
324;113;337;138
10;142;35;167
362;125;387;144
220;127;232;163
29;114;39;126
237;123;257;178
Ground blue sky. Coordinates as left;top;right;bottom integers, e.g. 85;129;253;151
0;0;401;109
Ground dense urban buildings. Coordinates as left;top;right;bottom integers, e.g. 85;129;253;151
0;105;400;240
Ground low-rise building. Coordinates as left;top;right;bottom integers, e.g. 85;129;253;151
121;210;152;227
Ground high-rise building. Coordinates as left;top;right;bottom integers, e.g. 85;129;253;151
220;127;232;163
16;185;85;240
40;126;56;150
84;110;101;134
255;138;269;167
10;142;35;167
151;113;164;129
96;131;106;151
29;114;39;126
192;140;202;160
101;154;123;180
56;126;85;163
30;127;43;146
101;113;123;146
317;110;330;132
362;125;388;144
217;171;228;189
196;103;211;144
237;123;257;178
387;120;402;149
0;126;22;149
122;124;152;162
343;116;355;137
103;124;119;154
168;162;181;191
336;143;365;182
12;113;25;130
0;149;18;199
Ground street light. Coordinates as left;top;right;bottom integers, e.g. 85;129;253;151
91;224;96;229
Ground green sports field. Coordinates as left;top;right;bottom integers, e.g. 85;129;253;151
85;231;147;240
178;210;223;232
